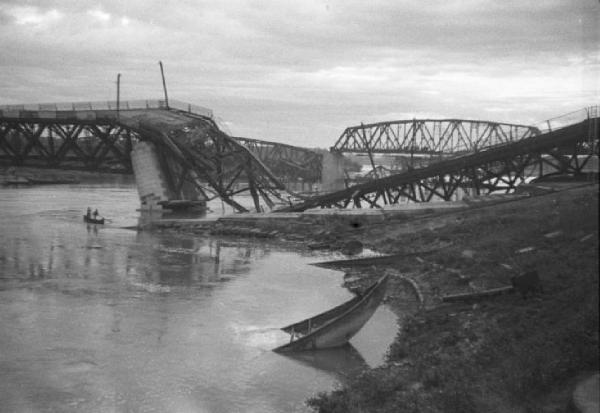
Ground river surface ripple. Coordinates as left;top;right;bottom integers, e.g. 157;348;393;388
0;183;398;413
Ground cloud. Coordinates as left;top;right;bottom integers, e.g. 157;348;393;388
87;8;111;22
4;5;63;26
0;0;597;147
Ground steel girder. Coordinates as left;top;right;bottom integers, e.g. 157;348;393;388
332;119;540;155
278;117;598;212
234;136;323;183
0;119;134;173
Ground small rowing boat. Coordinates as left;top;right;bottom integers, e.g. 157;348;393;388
273;274;389;352
83;215;105;225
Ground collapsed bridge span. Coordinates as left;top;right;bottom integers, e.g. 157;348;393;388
278;109;598;212
0;100;341;211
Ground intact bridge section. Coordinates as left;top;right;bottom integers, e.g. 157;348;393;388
333;118;540;155
332;118;542;175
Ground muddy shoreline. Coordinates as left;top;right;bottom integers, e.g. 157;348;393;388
155;181;598;412
306;183;598;413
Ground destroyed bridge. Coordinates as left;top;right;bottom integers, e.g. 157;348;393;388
0;100;597;212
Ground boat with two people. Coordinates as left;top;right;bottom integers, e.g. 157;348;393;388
83;207;105;225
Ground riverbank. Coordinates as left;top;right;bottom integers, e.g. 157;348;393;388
155;181;598;412
306;182;598;413
142;180;598;411
0;166;133;185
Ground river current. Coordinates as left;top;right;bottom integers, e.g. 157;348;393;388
0;182;398;413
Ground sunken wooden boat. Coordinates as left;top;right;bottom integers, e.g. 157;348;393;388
274;274;389;352
83;215;105;225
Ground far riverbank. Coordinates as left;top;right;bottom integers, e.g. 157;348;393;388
0;166;134;186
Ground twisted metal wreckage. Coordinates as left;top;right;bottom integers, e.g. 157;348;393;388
0;100;313;212
279;110;599;211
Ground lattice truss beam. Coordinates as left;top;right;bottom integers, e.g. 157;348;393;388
135;119;290;213
332;119;540;155
234;137;323;182
279;117;598;212
0;120;134;172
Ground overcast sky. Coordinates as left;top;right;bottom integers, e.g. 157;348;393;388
0;0;598;147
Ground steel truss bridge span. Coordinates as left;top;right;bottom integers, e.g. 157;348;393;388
332;119;540;155
233;136;322;183
278;114;598;212
0;100;305;212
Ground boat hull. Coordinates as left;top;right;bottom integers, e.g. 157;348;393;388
83;215;105;225
274;275;388;352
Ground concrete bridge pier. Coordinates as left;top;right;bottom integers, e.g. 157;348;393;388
131;141;170;211
321;151;347;192
131;141;207;211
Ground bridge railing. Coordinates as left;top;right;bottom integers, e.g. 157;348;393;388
165;100;214;119
0;99;214;120
533;106;599;134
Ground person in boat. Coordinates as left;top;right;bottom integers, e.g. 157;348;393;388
93;209;99;219
86;207;92;219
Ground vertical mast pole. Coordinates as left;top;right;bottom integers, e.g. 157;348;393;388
159;61;169;109
116;73;121;116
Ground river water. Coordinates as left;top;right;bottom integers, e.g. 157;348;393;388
0;182;399;413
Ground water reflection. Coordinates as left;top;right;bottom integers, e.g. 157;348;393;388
280;344;369;382
126;233;267;286
1;217;266;289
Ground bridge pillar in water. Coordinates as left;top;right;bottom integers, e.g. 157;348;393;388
321;151;347;192
131;141;171;211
